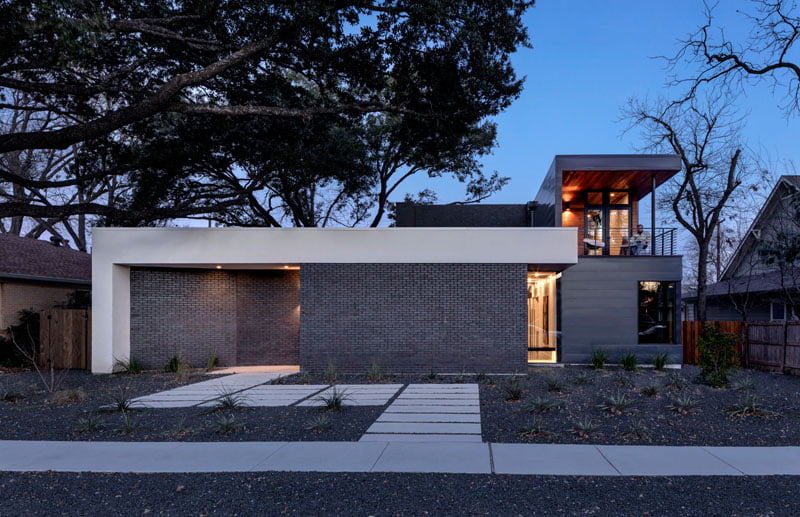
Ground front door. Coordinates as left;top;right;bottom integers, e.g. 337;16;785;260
527;272;558;363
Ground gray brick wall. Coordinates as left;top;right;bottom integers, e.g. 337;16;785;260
130;268;299;369
299;263;527;374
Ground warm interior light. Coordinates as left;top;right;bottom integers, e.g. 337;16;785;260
215;265;222;269
283;265;290;269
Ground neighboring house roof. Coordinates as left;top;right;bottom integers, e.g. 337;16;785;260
683;270;796;302
0;233;91;285
721;175;800;280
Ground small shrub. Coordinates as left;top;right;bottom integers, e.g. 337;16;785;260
296;370;311;384
475;372;488;382
322;361;338;383
75;413;103;433
527;395;559;414
519;417;548;437
165;416;192;438
731;376;755;392
114;357;143;374
599;392;633;415
483;375;496;386
573;372;592;385
725;393;775;418
571;418;595;438
110;389;135;412
271;374;287;385
503;376;525;401
317;387;351;411
305;414;331;432
641;385;659;397
120;412;138;434
454;367;467;383
652;353;669;371
164;354;184;373
215;389;244;411
665;372;687;391
205;354;218;372
624;420;647;440
543;375;564;393
49;388;87;404
696;324;739;387
620;352;638;372
210;414;244;434
366;362;382;383
427;368;438;380
590;348;608;370
669;395;697;414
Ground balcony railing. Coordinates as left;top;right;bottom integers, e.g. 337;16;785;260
583;227;677;256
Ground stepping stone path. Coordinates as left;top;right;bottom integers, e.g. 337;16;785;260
361;384;482;442
296;384;403;407
131;372;295;408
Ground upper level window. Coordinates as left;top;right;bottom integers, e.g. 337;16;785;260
639;281;676;344
609;191;629;205
587;191;603;205
771;302;786;321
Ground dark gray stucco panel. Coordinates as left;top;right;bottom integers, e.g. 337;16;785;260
560;256;683;363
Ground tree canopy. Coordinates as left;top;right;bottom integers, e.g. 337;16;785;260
0;0;532;227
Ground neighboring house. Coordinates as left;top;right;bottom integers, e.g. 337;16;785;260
91;154;683;374
683;175;800;322
0;233;91;331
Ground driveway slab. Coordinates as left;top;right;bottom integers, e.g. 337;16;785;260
257;442;387;472
597;445;742;476
704;446;800;475
372;442;491;473
492;444;619;476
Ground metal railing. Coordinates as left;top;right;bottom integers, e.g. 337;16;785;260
583;227;676;256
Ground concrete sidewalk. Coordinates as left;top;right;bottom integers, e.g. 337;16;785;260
2;440;800;476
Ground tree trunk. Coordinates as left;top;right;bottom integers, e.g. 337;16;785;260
696;240;710;322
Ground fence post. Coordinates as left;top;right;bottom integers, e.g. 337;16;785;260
742;322;748;367
782;320;789;373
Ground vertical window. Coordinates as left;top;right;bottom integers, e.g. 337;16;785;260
638;281;676;344
771;302;786;321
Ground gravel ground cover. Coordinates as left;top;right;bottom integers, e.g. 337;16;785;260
482;365;800;446
1;471;799;516
0;370;381;442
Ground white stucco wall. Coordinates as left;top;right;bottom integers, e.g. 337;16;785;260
91;227;577;373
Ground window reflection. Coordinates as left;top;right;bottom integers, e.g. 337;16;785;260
638;281;676;344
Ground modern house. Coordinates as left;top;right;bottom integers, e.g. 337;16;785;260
0;233;91;331
91;154;683;374
683;175;800;321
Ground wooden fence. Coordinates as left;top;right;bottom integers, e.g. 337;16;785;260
681;321;744;365
39;309;91;370
743;321;800;372
682;320;800;373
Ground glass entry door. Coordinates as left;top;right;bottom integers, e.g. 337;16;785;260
527;272;558;363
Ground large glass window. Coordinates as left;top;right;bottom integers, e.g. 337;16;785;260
528;272;558;363
638;281;676;344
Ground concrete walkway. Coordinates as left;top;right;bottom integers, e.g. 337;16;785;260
361;384;482;442
2;440;800;476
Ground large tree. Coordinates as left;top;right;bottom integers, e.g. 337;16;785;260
0;1;531;224
672;0;800;116
625;95;749;322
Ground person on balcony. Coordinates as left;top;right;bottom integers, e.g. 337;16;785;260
629;224;651;255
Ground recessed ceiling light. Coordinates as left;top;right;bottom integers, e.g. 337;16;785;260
215;265;222;269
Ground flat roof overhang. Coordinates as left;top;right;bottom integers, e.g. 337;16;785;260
554;154;681;202
92;227;579;268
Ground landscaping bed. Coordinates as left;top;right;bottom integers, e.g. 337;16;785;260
0;370;380;442
481;365;800;446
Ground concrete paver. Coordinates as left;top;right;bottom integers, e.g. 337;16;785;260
360;434;483;443
371;442;492;474
492;444;619;476
384;405;479;414
703;446;800;475
376;413;481;423
257;442;387;472
597;445;742;476
367;422;481;434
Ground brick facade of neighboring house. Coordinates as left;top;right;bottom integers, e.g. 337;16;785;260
129;268;300;369
300;263;528;373
0;234;91;331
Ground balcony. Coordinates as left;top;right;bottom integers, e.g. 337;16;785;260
582;227;677;256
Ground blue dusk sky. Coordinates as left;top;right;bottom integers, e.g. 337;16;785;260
395;0;800;208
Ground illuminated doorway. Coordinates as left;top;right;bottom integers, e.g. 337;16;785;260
527;272;558;363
